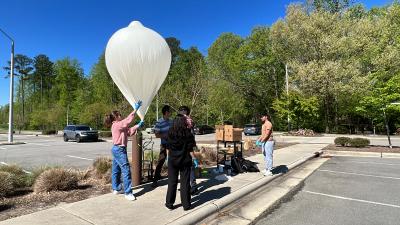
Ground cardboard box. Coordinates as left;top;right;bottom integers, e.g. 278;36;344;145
215;125;225;141
224;127;243;142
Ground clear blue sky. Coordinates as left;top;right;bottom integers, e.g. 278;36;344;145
0;0;393;106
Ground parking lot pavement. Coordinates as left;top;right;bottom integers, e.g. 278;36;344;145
0;135;110;170
256;156;400;225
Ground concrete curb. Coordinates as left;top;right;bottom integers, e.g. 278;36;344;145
168;151;322;225
0;142;26;146
324;150;400;158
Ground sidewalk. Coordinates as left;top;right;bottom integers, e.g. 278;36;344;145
0;143;327;225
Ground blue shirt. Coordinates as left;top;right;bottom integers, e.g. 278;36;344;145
154;117;172;145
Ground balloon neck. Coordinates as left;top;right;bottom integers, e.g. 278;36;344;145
129;21;143;28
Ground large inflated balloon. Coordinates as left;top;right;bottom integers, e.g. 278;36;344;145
105;21;171;120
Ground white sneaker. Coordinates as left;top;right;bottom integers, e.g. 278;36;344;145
112;190;123;195
263;170;273;176
125;193;137;201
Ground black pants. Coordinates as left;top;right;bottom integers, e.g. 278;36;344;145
154;144;167;181
166;162;191;209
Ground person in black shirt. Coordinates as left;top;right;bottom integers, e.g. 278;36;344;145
165;114;198;211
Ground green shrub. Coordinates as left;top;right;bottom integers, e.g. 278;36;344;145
334;137;351;146
0;164;29;188
99;131;112;138
33;168;78;193
349;138;370;148
42;130;57;135
25;166;53;187
0;172;14;197
93;157;112;177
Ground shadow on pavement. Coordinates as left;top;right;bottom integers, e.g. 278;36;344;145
190;172;230;208
134;178;168;197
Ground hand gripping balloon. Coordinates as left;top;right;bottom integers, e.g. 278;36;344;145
105;21;171;120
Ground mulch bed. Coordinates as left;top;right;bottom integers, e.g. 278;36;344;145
0;178;111;221
323;144;400;153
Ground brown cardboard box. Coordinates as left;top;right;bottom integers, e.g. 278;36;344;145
215;125;225;141
224;126;243;142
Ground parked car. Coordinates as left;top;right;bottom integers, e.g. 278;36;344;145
244;124;261;135
194;125;215;135
63;125;99;143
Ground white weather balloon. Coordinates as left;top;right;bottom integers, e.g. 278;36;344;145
105;21;171;120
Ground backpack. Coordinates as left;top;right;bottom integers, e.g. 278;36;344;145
231;157;244;174
242;159;259;172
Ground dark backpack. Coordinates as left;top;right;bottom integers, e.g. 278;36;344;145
231;157;244;173
242;159;259;172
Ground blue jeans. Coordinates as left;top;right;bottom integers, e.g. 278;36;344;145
111;145;132;194
262;141;274;171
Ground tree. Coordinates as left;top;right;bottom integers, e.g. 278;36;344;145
52;58;85;125
270;4;372;132
4;54;34;132
32;54;54;108
160;47;208;122
307;0;353;13
90;53;122;106
273;91;320;130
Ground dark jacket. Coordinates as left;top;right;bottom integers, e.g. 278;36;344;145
167;132;196;167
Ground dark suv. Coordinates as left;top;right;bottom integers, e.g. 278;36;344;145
63;125;99;143
194;125;215;135
244;124;261;135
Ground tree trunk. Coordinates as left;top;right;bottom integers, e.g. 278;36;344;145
272;67;279;99
325;97;330;133
22;77;25;131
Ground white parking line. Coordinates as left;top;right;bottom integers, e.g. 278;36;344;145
304;190;400;208
28;143;52;147
66;155;94;161
0;147;6;150
342;161;400;166
0;161;32;174
318;169;400;180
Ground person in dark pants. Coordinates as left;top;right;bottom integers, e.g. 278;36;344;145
165;114;198;211
152;105;172;187
177;106;199;195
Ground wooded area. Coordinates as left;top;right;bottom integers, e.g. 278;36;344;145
1;1;399;134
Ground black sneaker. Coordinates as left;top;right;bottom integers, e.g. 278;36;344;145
165;204;175;210
183;205;193;211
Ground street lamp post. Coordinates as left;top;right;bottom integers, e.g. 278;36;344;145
285;64;291;132
383;108;391;149
383;102;400;149
0;28;15;143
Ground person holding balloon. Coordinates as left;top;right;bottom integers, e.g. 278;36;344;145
165;114;198;211
104;101;144;201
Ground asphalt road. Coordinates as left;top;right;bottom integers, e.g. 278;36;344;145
0;132;399;171
256;156;400;225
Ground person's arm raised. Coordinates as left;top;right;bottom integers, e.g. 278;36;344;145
121;101;142;127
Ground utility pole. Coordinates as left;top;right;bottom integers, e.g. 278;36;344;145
1;28;15;143
156;93;159;121
66;104;69;125
383;109;392;149
285;64;290;132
